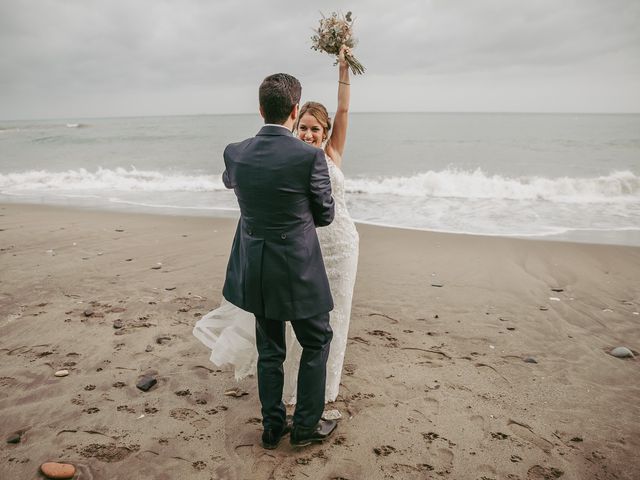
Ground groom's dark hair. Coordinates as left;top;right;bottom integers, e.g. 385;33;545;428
259;73;301;124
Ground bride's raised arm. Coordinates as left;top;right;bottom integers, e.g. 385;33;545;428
325;45;351;169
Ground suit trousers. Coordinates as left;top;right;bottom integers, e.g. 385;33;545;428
255;313;333;431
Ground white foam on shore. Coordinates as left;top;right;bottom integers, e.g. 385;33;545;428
346;169;640;203
2;167;637;204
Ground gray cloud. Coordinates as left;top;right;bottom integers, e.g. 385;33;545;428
1;0;638;119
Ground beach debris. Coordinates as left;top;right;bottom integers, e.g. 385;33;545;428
322;409;342;420
609;347;634;359
523;356;538;364
54;370;69;377
112;319;123;329
549;297;561;302
6;432;22;444
551;288;564;293
539;306;549;311
151;263;162;270
224;387;248;398
83;308;94;317
431;283;444;288
136;375;157;392
40;461;76;479
145;345;154;352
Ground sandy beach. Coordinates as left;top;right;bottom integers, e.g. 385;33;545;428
1;203;639;480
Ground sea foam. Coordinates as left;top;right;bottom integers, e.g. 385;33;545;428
1;167;638;204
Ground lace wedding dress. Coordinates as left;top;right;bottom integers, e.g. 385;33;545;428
193;155;359;404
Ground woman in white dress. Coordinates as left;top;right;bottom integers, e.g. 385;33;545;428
194;45;358;404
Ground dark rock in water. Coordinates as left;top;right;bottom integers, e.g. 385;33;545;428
551;288;564;293
113;319;123;329
83;309;94;317
610;346;634;358
7;432;21;444
431;283;443;288
136;375;157;392
434;314;439;319
523;356;538;364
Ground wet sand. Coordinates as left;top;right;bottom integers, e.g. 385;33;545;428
1;203;639;480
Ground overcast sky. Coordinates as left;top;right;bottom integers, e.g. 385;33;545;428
1;0;639;120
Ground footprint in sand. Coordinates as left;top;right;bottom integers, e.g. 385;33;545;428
169;408;210;428
527;465;564;479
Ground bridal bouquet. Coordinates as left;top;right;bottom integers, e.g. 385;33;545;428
311;11;366;75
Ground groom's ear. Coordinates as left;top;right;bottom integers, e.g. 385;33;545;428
259;105;266;120
291;103;299;122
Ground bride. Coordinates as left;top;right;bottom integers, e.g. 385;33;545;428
194;45;358;404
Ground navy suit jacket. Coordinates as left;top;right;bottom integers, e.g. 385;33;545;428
222;125;335;320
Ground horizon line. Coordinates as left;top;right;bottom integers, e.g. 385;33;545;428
2;110;639;122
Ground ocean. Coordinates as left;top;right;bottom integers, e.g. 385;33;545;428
1;113;639;246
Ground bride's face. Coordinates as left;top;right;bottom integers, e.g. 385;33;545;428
297;113;325;148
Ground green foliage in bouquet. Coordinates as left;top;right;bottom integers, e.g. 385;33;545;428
311;11;365;75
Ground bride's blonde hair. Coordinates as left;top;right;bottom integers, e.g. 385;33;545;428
296;101;332;140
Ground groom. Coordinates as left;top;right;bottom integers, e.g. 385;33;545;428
222;73;338;449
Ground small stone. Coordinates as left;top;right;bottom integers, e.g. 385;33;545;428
434;314;439;319
136;375;157;392
83;309;94;317
539;306;549;311
113;319;123;329
54;370;69;377
551;288;564;293
431;283;443;288
40;462;76;479
6;432;21;444
523;357;538;364
322;409;342;420
610;347;634;358
151;264;162;270
145;345;154;352
165;287;176;291
224;387;248;398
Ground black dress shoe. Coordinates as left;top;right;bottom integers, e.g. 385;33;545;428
290;419;337;447
261;418;292;449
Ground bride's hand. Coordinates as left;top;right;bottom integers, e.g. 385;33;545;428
338;45;351;69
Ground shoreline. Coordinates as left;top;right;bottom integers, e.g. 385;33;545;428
1;203;639;479
2;199;639;248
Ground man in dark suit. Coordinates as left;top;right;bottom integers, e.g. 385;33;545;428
222;73;338;449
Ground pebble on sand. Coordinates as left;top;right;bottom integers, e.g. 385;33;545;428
113;319;123;329
54;370;69;377
523;357;538;364
610;347;634;358
40;462;76;479
6;432;21;444
83;309;94;317
136;375;157;392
